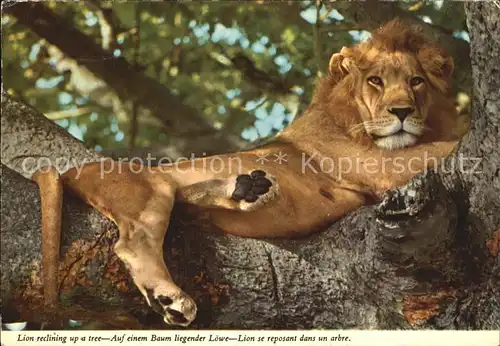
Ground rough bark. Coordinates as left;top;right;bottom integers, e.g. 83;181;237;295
0;95;101;179
447;2;500;328
1;3;499;330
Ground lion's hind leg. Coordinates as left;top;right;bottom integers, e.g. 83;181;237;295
177;169;279;212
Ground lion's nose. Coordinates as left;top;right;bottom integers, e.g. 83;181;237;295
388;107;414;121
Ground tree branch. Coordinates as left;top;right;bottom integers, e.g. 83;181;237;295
129;3;142;149
169;4;301;101
228;53;292;96
313;0;325;75
84;0;120;51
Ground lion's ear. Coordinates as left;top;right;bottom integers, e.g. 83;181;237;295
419;47;454;81
328;47;355;82
441;55;454;80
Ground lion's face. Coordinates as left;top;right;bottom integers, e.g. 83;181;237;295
356;52;430;149
326;20;455;150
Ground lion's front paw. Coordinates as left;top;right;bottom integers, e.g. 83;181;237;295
229;170;279;212
231;170;273;203
146;288;197;327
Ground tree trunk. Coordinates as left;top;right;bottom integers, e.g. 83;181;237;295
1;3;499;329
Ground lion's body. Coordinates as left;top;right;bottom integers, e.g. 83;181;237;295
35;19;462;326
63;142;367;238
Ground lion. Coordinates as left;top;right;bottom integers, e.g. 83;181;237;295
33;19;460;327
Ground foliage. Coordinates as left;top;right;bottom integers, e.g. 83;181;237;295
1;1;468;152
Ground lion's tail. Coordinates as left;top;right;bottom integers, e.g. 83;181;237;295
32;166;63;308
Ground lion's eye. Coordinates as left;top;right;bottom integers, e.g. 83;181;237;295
410;76;425;86
367;76;383;86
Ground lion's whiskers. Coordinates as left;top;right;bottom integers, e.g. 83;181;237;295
348;121;384;135
347;122;366;135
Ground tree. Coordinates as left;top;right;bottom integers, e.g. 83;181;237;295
1;1;498;329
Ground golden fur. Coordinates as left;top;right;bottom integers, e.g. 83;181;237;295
35;19;461;327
